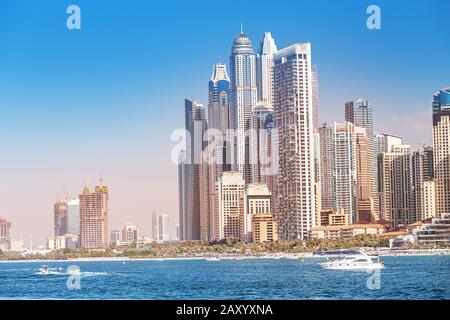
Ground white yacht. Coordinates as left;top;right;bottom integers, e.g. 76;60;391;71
320;253;384;270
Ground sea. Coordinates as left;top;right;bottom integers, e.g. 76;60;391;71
0;255;448;299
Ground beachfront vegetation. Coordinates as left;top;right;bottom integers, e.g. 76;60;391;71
0;235;448;261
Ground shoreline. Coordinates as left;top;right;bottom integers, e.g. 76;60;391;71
0;249;449;263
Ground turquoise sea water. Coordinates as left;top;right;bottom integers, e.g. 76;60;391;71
0;256;448;299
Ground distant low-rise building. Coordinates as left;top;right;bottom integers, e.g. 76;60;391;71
46;236;65;250
320;208;349;226
122;222;138;242
309;223;387;240
413;213;450;244
46;234;78;250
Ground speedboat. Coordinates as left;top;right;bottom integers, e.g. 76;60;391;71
320;253;384;270
39;265;50;274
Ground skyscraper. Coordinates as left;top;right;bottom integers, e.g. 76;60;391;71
79;182;109;249
333;122;357;223
0;218;11;246
345;98;379;219
212;171;245;241
249;102;274;183
273;43;315;240
200;64;232;241
182;99;208;240
207;63;232;171
157;214;170;242
318;123;334;211
54;200;67;237
374;133;403;155
230;28;257;183
66;198;80;237
411;145;434;221
178;150;187;240
256;32;277;105
432;87;450;218
379;144;414;227
311;65;319;131
354;126;377;222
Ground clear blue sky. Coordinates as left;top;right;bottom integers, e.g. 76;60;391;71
0;0;448;246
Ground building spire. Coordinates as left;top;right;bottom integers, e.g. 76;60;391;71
240;22;243;34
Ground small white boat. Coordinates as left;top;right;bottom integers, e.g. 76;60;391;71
320;253;384;270
39;266;50;275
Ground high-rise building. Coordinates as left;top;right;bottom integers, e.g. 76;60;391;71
311;65;319;131
176;224;180;241
54;200;67;237
256;32;277;105
230;28;257;183
432;87;450;218
122;222;138;243
374;133;403;155
151;211;157;240
79;182;109;249
379;144;415;227
200;64;232;241
207;63;232;171
422;180;436;220
354;126;377;222
313;132;322;226
333;122;357;223
249;102;274;183
244;183;272;242
273;43;315;240
319;123;334;211
182;99;208;240
345;98;379;219
157;214;170;242
110;230;120;242
0;218;11;246
66;198;80;237
212;172;245;241
411;145;434;221
178;150;187;240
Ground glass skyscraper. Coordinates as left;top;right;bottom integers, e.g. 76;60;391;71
66;198;80;236
345;98;379;221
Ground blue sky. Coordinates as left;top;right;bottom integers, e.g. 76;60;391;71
0;0;448;245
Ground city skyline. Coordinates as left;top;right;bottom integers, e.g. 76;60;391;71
0;0;449;246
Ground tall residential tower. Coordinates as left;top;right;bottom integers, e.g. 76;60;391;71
273;43;315;240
